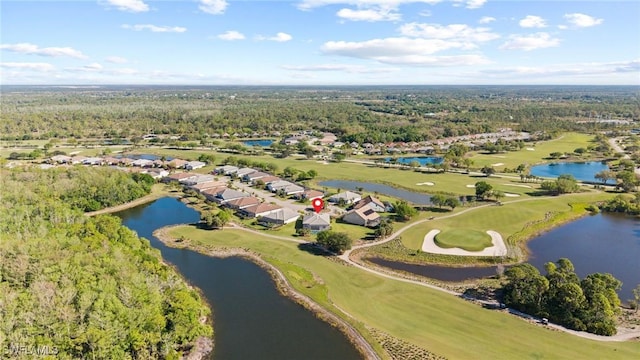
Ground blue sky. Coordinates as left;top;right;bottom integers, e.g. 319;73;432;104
1;0;639;85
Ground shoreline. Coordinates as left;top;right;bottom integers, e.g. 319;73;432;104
153;225;381;360
85;184;176;216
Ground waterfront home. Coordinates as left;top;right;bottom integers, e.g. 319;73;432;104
168;158;189;169
188;180;227;191
241;203;282;218
225;196;261;210
132;159;154;168
328;191;362;205
353;195;386;212
83;157;104;166
185;161;206;170
342;207;381;227
201;186;228;202
302;213;331;233
258;208;300;227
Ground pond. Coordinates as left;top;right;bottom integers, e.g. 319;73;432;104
242;139;274;147
369;213;640;302
115;153;173;161
529;161;610;183
116;197;361;360
384;156;443;166
319;180;432;205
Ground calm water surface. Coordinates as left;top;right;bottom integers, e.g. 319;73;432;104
529;161;609;183
243;139;274;147
383;156;443;166
370;214;640;302
319;180;432;205
116;197;361;360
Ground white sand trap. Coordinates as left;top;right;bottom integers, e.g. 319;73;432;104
526;147;535;151
416;182;435;186
466;184;476;188
491;162;504;167
421;229;507;257
492;155;506;158
504;193;520;197
503;183;532;188
316;161;329;165
69;151;82;155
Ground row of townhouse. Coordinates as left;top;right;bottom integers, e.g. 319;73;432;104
48;154;206;170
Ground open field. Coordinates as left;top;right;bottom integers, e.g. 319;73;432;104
167;226;640;359
470;133;598;170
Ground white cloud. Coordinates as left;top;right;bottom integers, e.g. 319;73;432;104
478;16;495;24
481;59;640;79
106;56;128;64
374;54;489;66
564;13;603;28
0;43;87;59
217;30;245;41
399;23;500;43
121;24;187;33
104;0;149;13
199;0;228;15
0;62;55;71
519;15;547;28
83;63;104;71
499;32;560;51
282;64;397;73
337;8;401;22
257;32;293;42
298;1;442;11
463;0;486;9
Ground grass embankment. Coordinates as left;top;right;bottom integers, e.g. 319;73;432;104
434;229;492;251
165;226;640;359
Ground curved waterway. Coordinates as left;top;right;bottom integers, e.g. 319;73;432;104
115;197;361;360
319;180;432;205
529;161;609;183
368;213;640;302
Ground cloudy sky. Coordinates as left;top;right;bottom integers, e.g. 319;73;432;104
1;0;639;85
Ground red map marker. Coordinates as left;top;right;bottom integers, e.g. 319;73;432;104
312;198;324;213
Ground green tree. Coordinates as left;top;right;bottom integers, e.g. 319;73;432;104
431;194;446;208
481;165;495;177
444;196;461;210
316;231;352;254
394;200;417;221
475;181;493;200
197;153;216;164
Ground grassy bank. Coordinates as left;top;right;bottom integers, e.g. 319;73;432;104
166;225;640;359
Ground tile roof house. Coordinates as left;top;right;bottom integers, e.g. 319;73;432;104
201;186;229;201
328;191;362;205
189;180;227;191
214;188;249;204
258;208;300;226
342;207;381;227
302;213;331;233
241;203;282;218
224;196;261;210
132;159;154;168
297;189;324;202
214;165;239;175
243;171;270;183
182;174;216;186
185;161;206;170
257;175;281;185
353;195;386;212
168;159;189;169
162;172;198;183
235;167;257;178
267;180;295;192
49;155;72;164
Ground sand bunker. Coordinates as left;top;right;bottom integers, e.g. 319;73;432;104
316;161;329;165
503;183;532;188
421;229;507;257
504;193;520;197
416;182;435;186
466;184;476;188
491;162;504;167
526;147;535;151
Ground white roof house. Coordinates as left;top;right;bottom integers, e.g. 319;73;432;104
328;191;362;205
267;180;295;192
258;208;300;226
214;165;239;175
235;167;257;177
132;159;154;167
185;161;206;170
302;213;331;233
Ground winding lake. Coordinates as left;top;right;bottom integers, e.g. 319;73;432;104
529;161;609;183
319;180;432;205
370;213;640;302
116;197;361;360
242;139;274;147
384;156;443;166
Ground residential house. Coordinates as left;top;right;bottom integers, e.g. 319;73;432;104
189;180;227;191
243;171;270;183
182;174;216;186
162;172;198;184
185;161;206;170
102;156;121;165
258;208;299;227
302;213;331;233
297;189;324;202
214;165;239;175
281;184;305;196
255;175;280;185
82;157;104;166
328;191;362;205
70;156;87;165
342;207;381;228
267;180;294;192
132;159;154;168
224;196;261;210
49;155;72;164
145;169;169;180
353;195;386;212
235;167;257;178
241;203;282;218
214;188;249;204
201;186;228;201
168;158;188;169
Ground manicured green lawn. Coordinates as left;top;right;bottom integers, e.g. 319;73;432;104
167;226;640;359
434;228;492;251
469;132;597;171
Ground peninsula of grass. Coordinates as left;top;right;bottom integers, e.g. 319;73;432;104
434;228;492;251
164;225;640;359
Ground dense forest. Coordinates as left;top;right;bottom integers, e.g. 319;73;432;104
2;85;638;143
0;167;212;359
